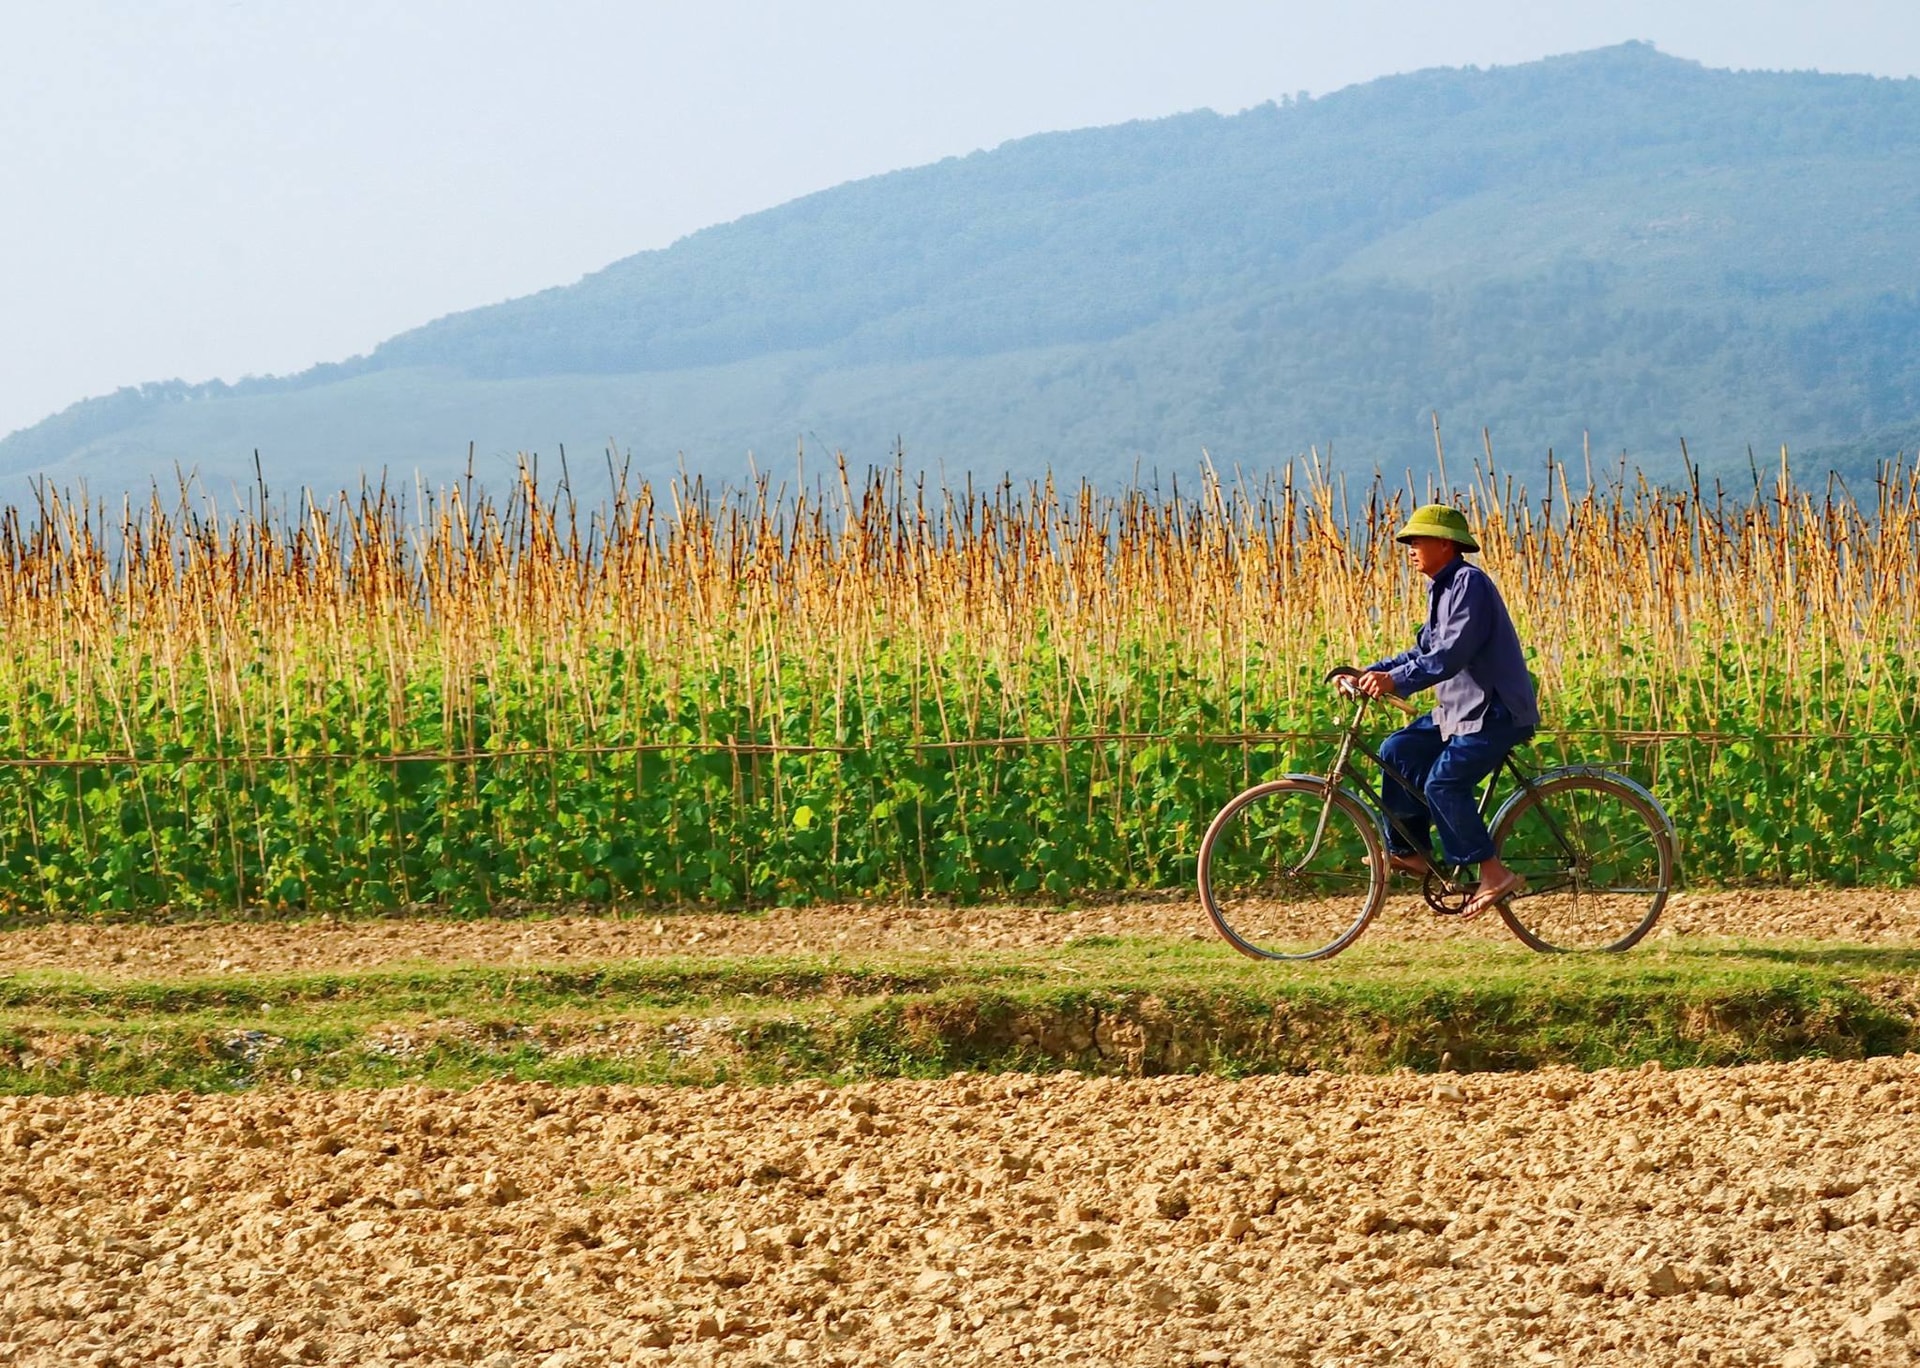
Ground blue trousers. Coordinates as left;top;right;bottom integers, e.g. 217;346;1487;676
1378;712;1531;866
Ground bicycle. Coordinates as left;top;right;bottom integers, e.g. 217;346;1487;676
1197;668;1678;960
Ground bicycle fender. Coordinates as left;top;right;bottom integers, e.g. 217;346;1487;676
1278;773;1385;824
1490;765;1680;866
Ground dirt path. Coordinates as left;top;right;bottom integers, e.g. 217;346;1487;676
5;1057;1920;1366
3;887;1916;979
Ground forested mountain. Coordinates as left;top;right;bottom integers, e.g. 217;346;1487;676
9;42;1920;499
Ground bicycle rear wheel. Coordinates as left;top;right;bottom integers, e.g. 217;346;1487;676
1490;769;1676;953
1197;779;1386;961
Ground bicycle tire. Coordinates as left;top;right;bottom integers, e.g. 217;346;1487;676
1198;778;1387;961
1490;768;1677;953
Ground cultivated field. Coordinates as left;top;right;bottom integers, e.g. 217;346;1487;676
0;456;1913;917
7;962;1920;1365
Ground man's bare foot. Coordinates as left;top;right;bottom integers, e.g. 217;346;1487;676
1386;853;1433;877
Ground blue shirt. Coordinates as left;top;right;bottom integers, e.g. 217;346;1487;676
1366;556;1540;739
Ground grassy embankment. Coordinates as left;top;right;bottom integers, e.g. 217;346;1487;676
3;930;1916;1094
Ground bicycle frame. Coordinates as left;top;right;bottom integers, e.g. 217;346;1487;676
1310;695;1567;893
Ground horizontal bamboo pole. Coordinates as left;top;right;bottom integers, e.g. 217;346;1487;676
0;726;1901;769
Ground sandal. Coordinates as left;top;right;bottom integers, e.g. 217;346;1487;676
1462;870;1526;918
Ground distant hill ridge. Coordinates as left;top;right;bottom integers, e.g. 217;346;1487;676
10;42;1920;498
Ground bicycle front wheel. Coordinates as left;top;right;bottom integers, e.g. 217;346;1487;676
1197;779;1386;961
1491;769;1676;953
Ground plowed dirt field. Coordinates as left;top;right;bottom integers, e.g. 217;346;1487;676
6;1061;1920;1366
5;892;1919;1366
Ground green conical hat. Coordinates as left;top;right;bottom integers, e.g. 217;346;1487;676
1394;504;1479;552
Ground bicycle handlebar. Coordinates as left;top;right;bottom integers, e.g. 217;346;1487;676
1323;666;1419;717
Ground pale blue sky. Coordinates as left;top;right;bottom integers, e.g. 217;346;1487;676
4;0;1918;439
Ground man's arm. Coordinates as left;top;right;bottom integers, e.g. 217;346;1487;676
1385;573;1494;696
1362;643;1420;675
1355;642;1420;698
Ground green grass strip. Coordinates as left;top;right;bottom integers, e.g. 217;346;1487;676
1;937;1915;1094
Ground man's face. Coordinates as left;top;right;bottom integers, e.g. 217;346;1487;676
1406;536;1458;578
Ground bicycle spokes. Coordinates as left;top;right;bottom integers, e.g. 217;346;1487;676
1493;772;1674;952
1197;780;1385;960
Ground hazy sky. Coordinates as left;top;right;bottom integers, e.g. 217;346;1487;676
4;0;1919;440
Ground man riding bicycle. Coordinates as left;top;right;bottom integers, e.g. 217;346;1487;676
1350;504;1540;918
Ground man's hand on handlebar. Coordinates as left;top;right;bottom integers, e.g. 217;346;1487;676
1352;670;1399;700
1326;665;1399;702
